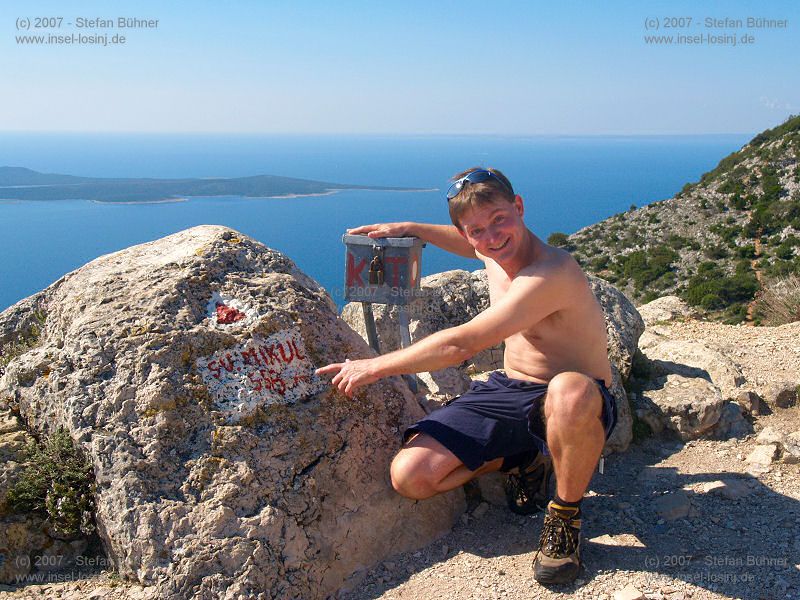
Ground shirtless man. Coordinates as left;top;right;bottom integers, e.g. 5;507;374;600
316;168;617;584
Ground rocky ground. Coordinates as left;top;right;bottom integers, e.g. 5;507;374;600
2;317;799;600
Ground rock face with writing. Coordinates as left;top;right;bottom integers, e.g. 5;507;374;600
0;226;464;599
342;270;642;453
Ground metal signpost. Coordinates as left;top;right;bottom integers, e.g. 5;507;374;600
342;234;426;392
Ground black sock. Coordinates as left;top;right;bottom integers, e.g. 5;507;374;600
550;494;581;517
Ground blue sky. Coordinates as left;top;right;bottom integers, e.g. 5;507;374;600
2;0;798;134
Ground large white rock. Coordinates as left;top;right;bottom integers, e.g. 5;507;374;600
0;226;465;599
640;340;746;401
636;295;696;327
637;374;725;440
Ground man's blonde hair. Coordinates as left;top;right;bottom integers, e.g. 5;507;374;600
447;167;515;230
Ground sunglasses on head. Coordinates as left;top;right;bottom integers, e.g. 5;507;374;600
446;169;513;202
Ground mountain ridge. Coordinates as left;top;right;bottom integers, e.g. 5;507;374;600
564;115;800;323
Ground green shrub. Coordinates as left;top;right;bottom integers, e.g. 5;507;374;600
709;224;741;244
640;290;660;303
764;260;796;278
725;304;749;321
591;255;610;271
683;265;759;310
761;167;785;202
730;195;747;210
547;232;570;247
775;243;795;260
718;179;745;195
6;427;96;537
618;247;678;291
704;245;729;259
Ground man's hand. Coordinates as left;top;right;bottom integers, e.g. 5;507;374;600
347;222;414;238
315;358;380;397
348;222;477;259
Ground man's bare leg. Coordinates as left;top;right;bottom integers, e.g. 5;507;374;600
543;371;605;503
533;371;606;584
390;433;504;500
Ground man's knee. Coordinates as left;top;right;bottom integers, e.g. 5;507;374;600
390;450;437;500
545;372;602;425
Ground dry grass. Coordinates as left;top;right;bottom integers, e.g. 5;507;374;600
754;274;800;325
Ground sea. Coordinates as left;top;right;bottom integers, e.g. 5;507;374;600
0;133;752;312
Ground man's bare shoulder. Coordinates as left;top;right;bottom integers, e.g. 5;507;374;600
516;244;585;284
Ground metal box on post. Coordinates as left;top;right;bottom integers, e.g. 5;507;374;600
342;234;425;305
342;234;426;392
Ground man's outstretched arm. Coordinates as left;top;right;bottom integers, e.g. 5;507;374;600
316;268;571;396
347;222;477;259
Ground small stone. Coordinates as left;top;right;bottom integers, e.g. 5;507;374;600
652;491;691;520
615;584;646;600
736;390;763;415
638;466;669;481
476;472;507;506
472;502;490;519
746;444;778;466
701;478;751;500
0;411;21;434
782;432;800;463
756;427;784;445
590;534;619;546
764;381;798;409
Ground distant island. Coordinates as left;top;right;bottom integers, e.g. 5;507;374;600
0;167;429;203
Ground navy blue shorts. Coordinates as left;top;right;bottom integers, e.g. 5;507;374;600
404;370;618;472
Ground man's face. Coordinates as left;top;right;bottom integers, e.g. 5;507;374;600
458;196;525;261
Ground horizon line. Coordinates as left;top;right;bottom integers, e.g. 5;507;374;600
0;130;757;138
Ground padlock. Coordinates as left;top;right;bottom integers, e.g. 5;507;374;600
368;254;385;285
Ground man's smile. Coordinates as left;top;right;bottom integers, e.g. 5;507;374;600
490;238;510;251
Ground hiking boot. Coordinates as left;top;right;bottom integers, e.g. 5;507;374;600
504;451;553;515
533;501;582;584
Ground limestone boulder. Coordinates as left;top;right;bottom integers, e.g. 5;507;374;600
636;296;696;327
587;276;645;381
0;226;464;599
640;340;746;401
637;374;726;440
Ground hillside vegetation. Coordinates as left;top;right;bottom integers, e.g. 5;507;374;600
560;115;800;323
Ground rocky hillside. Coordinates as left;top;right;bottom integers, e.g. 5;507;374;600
565;115;800;323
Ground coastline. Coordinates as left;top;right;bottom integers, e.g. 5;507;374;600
16;187;438;205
